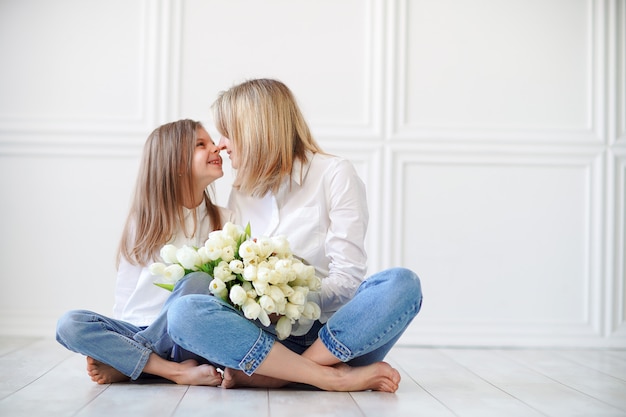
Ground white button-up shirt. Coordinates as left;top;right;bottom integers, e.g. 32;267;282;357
113;205;234;326
228;152;369;334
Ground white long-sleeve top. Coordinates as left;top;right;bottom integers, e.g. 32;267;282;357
228;152;369;334
112;205;234;327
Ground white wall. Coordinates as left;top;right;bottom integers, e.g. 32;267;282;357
0;0;624;347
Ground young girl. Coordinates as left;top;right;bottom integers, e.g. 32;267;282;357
165;79;423;392
56;119;233;385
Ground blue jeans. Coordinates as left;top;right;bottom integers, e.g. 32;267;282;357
167;267;422;375
55;272;215;380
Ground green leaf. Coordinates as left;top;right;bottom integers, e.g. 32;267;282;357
154;282;175;292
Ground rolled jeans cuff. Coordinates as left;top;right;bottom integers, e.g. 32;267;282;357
318;325;353;362
129;349;152;380
238;328;275;376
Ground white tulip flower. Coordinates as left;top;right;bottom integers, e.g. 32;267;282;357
268;285;286;304
275;316;292;340
257;308;271;327
163;264;185;283
302;301;321;320
203;240;222;261
229;285;248;306
223;222;244;241
242;298;261;320
238;240;258;261
271;235;291;257
176;245;201;270
196;247;211;263
160;244;179;263
256;266;271;283
149;262;166;276
259;295;276;313
255;237;274;259
284;302;302;322
307;275;322;291
221;245;235;262
209;278;226;295
229;259;244;274
214;261;235;282
278;284;295;297
253;280;268;296
243;265;257;281
289;286;309;305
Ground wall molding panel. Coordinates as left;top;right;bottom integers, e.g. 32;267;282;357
389;145;610;346
0;0;164;138
389;0;604;144
175;0;384;139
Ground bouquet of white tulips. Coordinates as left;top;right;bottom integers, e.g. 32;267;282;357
149;222;322;339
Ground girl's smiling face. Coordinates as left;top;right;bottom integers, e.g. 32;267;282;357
192;128;223;188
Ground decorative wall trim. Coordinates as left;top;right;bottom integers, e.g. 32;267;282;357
609;150;626;338
615;0;626;144
0;137;144;157
389;0;605;143
0;310;59;339
301;0;385;138
388;144;606;345
398;320;624;348
0;0;162;137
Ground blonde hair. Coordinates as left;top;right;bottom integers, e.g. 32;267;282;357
212;78;324;197
117;119;223;266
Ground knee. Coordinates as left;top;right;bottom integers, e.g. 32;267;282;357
173;272;212;295
56;309;90;344
397;267;421;291
387;267;423;305
167;297;191;331
167;295;221;335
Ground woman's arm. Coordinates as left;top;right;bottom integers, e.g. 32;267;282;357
317;158;369;315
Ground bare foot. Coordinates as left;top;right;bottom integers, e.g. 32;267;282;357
328;362;401;393
86;357;129;384
221;367;288;389
169;359;223;386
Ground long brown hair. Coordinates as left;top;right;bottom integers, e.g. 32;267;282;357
212;78;324;197
117;119;223;266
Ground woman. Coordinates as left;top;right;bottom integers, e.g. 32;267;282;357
166;79;423;392
56;119;233;385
